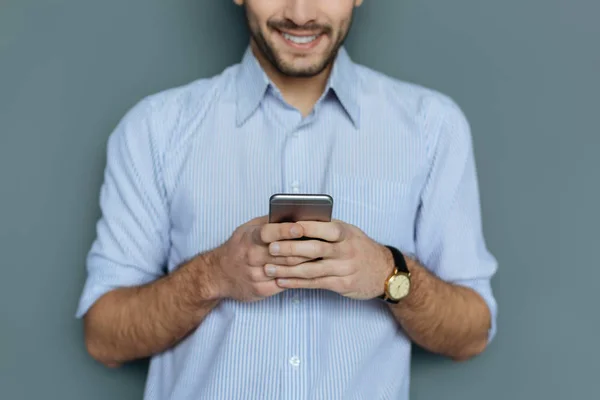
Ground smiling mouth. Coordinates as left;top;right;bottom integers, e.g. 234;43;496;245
276;29;326;50
280;32;321;44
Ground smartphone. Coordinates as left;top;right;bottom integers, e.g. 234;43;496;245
268;193;333;223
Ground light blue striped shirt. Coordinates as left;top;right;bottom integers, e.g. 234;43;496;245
76;46;498;400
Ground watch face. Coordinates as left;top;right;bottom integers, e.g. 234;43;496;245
389;275;410;300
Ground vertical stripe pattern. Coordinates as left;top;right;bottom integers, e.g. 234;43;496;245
75;47;498;400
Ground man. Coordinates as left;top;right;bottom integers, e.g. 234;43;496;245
76;0;498;399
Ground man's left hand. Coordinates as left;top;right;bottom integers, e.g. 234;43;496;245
263;220;393;300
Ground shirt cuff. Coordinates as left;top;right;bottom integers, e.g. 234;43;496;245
75;258;161;319
451;278;498;344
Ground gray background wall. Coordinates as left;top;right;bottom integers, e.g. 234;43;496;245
1;0;598;399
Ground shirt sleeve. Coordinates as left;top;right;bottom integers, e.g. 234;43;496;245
75;98;170;319
414;98;499;343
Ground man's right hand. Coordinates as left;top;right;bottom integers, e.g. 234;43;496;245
209;216;310;302
82;215;310;366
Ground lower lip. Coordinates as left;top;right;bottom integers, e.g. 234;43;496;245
278;31;324;50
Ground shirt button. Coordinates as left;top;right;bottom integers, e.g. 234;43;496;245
291;131;299;138
291;296;300;304
289;356;301;367
291;181;300;193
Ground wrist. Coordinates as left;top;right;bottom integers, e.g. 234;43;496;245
200;246;229;301
378;245;413;305
382;245;396;276
392;260;426;310
181;250;222;303
377;245;396;296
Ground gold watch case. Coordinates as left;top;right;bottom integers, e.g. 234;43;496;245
385;268;411;301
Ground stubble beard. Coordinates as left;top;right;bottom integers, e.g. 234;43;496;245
245;7;353;78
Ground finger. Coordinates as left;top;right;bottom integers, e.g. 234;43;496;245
269;239;337;259
249;266;274;282
248;246;313;267
247;245;272;267
252;281;286;299
296;221;345;242
270;256;314;266
275;276;340;291
256;222;304;244
264;260;343;279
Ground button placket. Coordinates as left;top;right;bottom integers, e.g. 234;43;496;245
283;127;304;194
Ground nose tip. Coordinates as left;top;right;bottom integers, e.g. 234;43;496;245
285;0;318;26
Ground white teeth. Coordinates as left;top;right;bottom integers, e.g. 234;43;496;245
282;32;319;44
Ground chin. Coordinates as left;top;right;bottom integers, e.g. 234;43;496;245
280;65;327;78
277;55;330;77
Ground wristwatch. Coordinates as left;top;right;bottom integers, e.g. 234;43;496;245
378;245;411;304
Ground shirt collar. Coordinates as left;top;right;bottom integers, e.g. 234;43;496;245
235;47;271;126
327;47;361;127
235;46;361;127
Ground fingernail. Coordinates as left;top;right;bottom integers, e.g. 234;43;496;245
265;265;277;276
290;226;301;237
270;243;280;254
278;279;289;286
